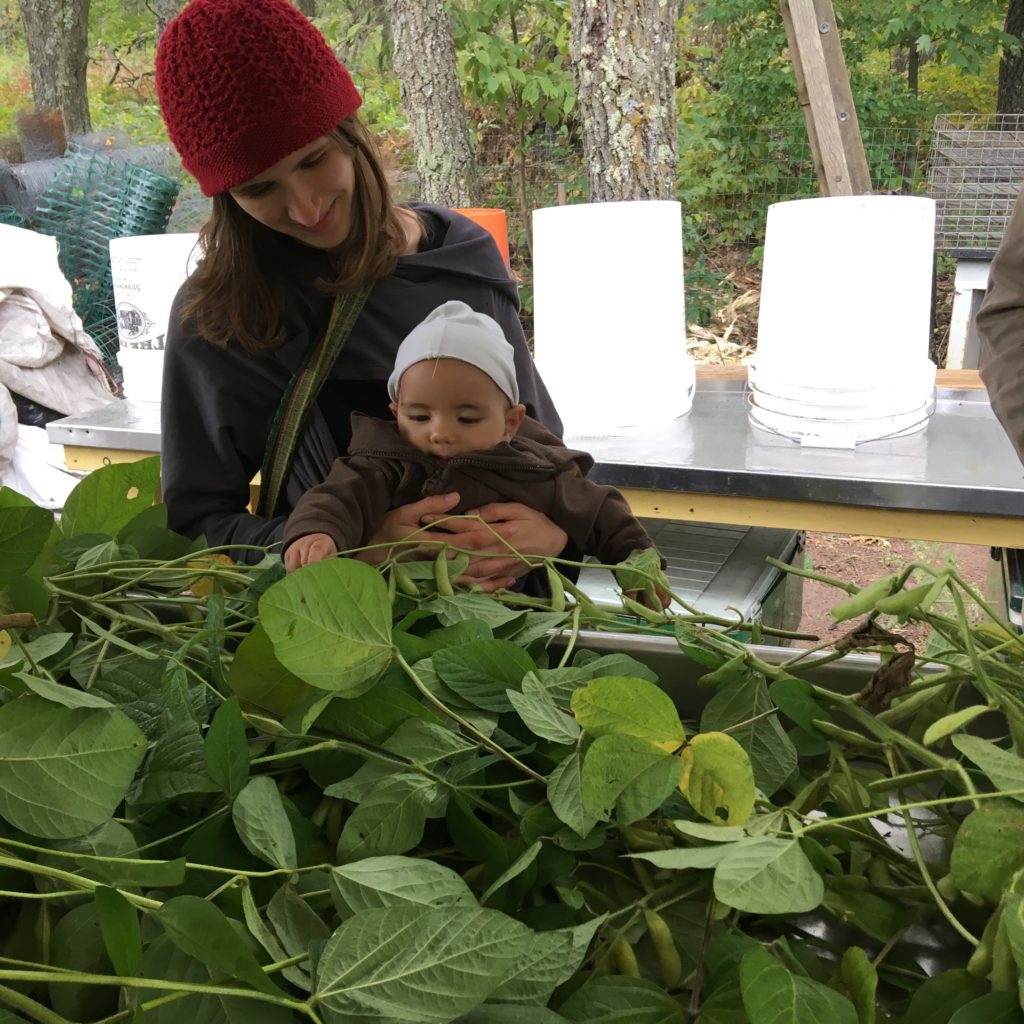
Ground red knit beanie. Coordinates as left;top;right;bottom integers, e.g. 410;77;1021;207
156;0;362;196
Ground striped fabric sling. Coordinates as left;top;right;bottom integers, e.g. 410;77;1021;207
256;284;372;518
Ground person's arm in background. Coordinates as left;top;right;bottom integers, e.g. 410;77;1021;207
977;190;1024;464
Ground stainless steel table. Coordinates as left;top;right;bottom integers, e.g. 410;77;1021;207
47;373;1024;546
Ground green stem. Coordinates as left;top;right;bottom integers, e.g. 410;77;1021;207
557;604;581;669
394;649;546;784
0;982;71;1024
797;786;1024;837
0;855;160;910
885;748;978;946
0;971;309;1016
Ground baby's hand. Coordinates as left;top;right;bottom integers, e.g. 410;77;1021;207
614;548;672;610
284;533;338;572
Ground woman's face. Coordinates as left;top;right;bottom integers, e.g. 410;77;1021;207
227;136;356;249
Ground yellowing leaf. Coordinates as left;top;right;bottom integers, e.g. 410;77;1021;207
187;553;237;598
571;676;686;746
0;630;10;660
680;731;755;827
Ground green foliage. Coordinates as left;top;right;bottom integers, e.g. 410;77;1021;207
450;0;575;131
2;462;1024;1019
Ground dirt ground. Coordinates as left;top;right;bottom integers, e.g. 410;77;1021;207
793;532;995;648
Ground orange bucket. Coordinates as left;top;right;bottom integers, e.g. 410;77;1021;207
454;207;510;268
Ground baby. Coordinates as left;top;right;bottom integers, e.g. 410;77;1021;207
282;301;667;604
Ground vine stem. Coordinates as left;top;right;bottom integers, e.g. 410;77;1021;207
394;649;546;784
796;786;1024;837
0;971;311;1017
884;748;978;947
0;854;160;910
0;982;71;1024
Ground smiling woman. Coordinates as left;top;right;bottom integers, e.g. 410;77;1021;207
152;0;571;588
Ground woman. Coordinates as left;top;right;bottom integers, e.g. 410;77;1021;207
154;0;568;587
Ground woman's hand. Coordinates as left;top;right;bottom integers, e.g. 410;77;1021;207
354;493;463;565
422;501;568;592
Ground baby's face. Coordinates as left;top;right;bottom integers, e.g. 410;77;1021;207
390;358;524;460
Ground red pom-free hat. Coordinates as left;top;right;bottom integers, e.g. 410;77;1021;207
156;0;362;196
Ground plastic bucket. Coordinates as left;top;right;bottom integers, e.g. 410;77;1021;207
453;207;510;268
110;233;201;402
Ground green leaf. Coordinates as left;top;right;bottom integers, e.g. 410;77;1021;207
628;845;733;870
571;676;685;745
548;750;599;838
267;882;331;956
61;458;161;539
456;1007;569;1023
840;946;876;1024
714;838;824;914
326;719;474;804
49;903;119;1020
131;717;219;805
557;975;685;1022
15;672;115;708
336;774;439;861
313;905;531;1022
89;656;179;739
232;775;297;870
701;674;797;796
680;732;755;826
260;558;393;695
86;856;187;890
433;640;536;712
581;734;682;822
952;735;1024;797
950;799;1024;902
0;496;54;586
331;855;476;916
947;991;1024;1024
422;592;526;628
508;687;580;744
157;895;282;996
228;622;315;716
671;820;746;843
740;947;857;1024
900;970;988;1024
95;885;142;977
481;840;543;904
488;927;576;1005
0;696;146;838
923;706;994;747
205;697;250;798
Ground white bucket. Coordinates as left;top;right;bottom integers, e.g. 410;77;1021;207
751;195;936;446
110;233;202;402
532;200;695;438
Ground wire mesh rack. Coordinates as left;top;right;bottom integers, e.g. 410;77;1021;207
31;144;181;365
927;112;1024;255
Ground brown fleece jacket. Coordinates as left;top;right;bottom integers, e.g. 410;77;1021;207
978;191;1024;464
282;412;656;563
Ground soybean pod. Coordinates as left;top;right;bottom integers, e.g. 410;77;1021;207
875;581;938;617
829;574;899;623
433;550;455;596
610;936;640;977
644;910;683;989
545;564;567;613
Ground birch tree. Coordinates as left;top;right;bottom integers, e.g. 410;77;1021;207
19;0;91;136
570;0;680;201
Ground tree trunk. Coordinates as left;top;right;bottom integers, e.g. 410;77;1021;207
155;0;184;42
19;0;91;137
999;0;1024;114
293;0;317;16
384;0;479;206
570;0;680;201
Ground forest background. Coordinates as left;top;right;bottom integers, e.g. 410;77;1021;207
0;0;1020;361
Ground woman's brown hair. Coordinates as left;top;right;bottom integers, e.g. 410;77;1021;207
180;116;411;352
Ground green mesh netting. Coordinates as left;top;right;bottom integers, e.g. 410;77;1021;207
0;205;27;228
32;146;181;367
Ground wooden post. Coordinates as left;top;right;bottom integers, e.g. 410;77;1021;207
780;0;872;196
